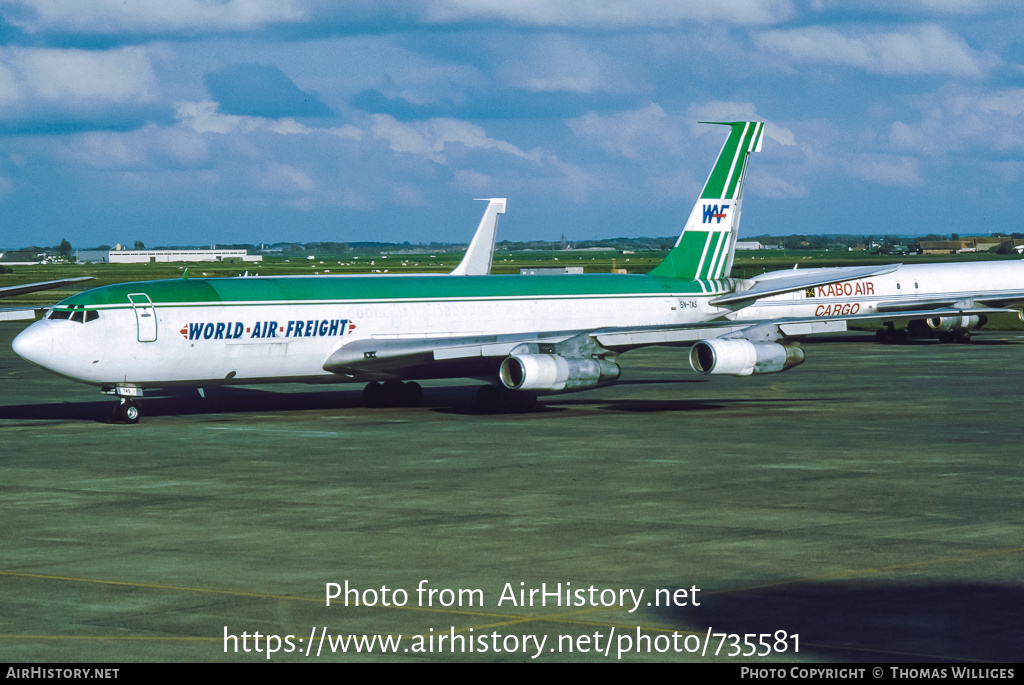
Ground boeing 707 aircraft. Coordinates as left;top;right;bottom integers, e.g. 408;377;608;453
724;261;1024;343
12;122;1000;423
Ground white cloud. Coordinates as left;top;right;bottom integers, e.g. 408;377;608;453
58;125;210;170
0;46;157;105
891;89;1024;155
499;35;635;94
176;100;249;135
369;114;535;164
176;101;365;142
752;173;808;199
756;24;995;77
568;103;682;159
423;0;795;26
844;153;923;186
452;169;493;193
0;63;22;106
812;0;1011;14
257;164;315;193
391;184;426;206
6;0;304;34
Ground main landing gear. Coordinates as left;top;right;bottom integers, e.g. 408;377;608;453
362;380;424;408
875;324;907;344
876;322;972;344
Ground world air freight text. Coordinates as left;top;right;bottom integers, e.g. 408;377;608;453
183;319;351;340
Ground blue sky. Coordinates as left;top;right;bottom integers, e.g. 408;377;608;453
1;1;1023;248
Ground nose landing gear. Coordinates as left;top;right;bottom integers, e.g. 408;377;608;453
110;398;141;424
103;387;143;424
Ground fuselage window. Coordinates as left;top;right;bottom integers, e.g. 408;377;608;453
49;309;72;320
70;309;84;323
85;309;99;322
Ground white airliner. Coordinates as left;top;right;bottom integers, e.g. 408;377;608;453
12;122;1001;423
725;261;1024;343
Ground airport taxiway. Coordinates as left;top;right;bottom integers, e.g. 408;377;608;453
1;322;1021;662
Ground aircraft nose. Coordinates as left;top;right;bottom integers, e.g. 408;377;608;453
12;321;54;368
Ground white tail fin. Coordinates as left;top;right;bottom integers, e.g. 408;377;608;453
450;198;506;275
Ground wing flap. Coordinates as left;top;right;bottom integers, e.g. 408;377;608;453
322;331;579;375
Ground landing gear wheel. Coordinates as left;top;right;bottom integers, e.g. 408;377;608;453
954;329;971;343
362;381;385;408
876;324;906;344
362;381;424;408
401;381;423;406
112;399;141;424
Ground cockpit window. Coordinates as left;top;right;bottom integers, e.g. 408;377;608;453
49;305;99;323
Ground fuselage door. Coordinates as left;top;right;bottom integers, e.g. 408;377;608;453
128;293;158;342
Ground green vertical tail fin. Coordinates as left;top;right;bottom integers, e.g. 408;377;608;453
648;121;763;280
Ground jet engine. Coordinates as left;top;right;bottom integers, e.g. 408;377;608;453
499;354;620;393
925;315;985;332
689;339;805;376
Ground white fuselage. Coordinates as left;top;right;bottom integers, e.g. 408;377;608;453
729;261;1024;323
13;277;726;389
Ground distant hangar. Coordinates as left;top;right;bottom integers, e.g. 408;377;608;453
77;249;263;264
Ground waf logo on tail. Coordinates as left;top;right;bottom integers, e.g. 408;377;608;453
702;204;730;224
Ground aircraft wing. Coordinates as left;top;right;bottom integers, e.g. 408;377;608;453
874;294;1024;312
0;307;41;321
710;264;900;308
0;276;94;298
592;304;1013;350
323;330;581;376
322;320;767;378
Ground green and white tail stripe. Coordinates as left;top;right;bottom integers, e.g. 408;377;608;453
649;121;763;281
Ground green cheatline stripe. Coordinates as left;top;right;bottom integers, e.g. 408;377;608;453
56;273;727;309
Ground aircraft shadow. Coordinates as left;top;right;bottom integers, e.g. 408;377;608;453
0;387;366;423
655;579;1023;662
0;387;843;422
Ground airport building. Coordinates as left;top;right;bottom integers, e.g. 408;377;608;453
105;249;262;264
